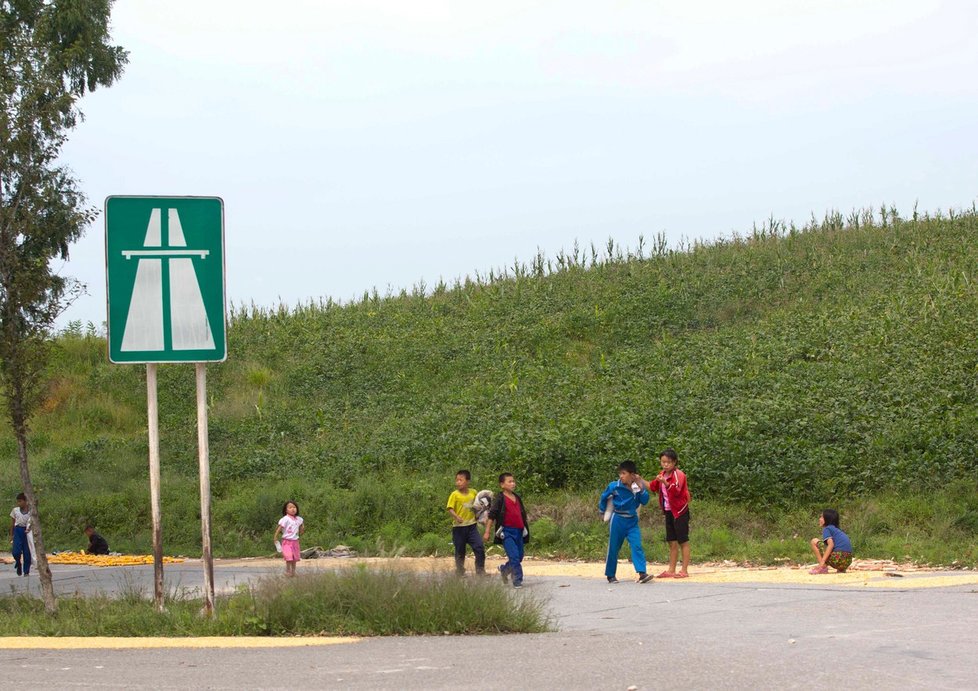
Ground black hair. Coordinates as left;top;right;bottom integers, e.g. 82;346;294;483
16;492;26;501
617;460;637;474
498;472;514;484
456;469;471;481
282;500;300;516
659;448;679;463
821;508;840;527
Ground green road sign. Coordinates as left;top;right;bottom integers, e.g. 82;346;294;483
105;196;226;363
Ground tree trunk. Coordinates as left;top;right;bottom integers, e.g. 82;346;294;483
14;423;57;613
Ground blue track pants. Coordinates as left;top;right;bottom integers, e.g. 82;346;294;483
605;514;646;578
12;526;31;575
500;526;524;585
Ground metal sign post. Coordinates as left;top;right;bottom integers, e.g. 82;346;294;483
105;196;226;615
146;363;164;612
196;363;215;615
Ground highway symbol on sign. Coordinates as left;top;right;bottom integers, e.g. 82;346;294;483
105;196;226;364
121;208;215;352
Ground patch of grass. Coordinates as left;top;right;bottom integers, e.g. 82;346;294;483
255;566;550;635
0;567;550;637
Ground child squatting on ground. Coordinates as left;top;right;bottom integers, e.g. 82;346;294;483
809;508;853;574
599;460;653;583
84;525;110;555
274;500;305;577
10;493;32;577
483;473;530;589
446;469;486;576
648;448;691;578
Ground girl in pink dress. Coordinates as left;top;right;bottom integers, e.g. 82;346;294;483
273;501;305;576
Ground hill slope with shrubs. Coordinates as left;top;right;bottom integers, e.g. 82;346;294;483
2;206;977;564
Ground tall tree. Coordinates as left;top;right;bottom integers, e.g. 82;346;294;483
0;0;127;612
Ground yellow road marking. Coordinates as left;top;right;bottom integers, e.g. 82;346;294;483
0;636;360;649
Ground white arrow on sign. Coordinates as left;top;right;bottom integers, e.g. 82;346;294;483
120;209;216;352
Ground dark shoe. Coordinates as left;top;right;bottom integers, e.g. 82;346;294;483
498;564;509;583
637;573;653;584
513;582;523;589
607;576;620;584
15;564;21;576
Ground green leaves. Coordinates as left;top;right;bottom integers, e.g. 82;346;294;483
1;0;128;409
207;207;978;509
4;204;978;558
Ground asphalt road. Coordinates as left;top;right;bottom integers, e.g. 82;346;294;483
3;562;977;690
1;559;280;599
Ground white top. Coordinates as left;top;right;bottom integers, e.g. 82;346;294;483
10;507;31;530
278;515;303;541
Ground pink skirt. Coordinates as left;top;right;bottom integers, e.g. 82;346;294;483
281;539;301;562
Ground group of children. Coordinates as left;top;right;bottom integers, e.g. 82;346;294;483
596;450;852;583
0;449;835;584
9;452;853;584
440;448;853;586
596;449;692;583
440;452;694;587
267;448;854;583
447;469;531;587
597;452;691;583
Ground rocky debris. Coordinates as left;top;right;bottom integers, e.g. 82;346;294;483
299;545;358;559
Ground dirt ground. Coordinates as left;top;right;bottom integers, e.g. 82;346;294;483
5;552;976;589
219;554;978;589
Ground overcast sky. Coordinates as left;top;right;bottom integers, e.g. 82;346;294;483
57;0;978;328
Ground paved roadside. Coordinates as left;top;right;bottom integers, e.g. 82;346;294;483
3;572;978;689
4;554;974;598
3;557;978;689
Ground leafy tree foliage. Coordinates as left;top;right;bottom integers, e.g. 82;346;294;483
0;0;126;611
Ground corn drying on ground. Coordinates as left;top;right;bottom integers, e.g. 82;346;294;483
44;552;185;567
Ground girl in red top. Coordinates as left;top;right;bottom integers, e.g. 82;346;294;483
647;448;691;578
483;473;530;588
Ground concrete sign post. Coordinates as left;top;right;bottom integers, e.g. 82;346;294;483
105;196;225;614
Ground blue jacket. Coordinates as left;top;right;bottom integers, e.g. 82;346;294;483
598;480;650;518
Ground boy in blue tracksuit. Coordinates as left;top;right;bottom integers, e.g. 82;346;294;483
599;461;653;584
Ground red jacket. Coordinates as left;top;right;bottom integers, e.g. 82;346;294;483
649;469;690;518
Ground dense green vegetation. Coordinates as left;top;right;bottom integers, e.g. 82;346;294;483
0;568;550;636
1;205;976;565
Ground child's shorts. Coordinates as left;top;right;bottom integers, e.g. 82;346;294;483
281;539;301;562
664;510;690;544
821;545;852;572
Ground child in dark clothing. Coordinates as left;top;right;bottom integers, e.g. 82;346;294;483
84;525;110;555
483;473;530;589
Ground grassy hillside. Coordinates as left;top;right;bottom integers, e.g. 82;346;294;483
2;206;977;564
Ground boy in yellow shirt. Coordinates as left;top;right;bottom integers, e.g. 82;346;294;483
446;469;486;576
